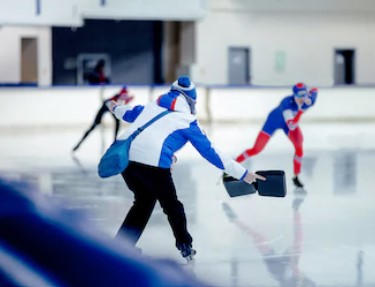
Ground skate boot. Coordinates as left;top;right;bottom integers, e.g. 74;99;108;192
178;243;196;262
292;176;304;188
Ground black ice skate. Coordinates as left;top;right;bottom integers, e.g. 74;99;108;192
178;243;196;262
292;176;304;188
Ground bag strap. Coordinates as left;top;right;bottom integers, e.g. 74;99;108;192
130;110;170;139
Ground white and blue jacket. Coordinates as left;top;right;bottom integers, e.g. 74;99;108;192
112;90;248;181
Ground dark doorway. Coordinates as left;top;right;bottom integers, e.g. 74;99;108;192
334;49;355;85
52;20;163;85
228;47;250;85
21;37;38;84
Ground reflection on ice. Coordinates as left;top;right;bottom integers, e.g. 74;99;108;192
0;123;375;286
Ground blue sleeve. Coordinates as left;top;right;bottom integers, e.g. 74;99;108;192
183;121;225;169
123;105;144;123
310;92;318;106
302;92;318;110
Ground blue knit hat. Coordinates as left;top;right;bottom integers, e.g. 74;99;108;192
171;76;197;100
292;83;308;98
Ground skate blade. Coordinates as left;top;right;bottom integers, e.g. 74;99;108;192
184;250;197;263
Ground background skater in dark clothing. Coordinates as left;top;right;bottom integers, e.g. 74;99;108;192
107;76;265;261
86;59;110;85
72;86;134;152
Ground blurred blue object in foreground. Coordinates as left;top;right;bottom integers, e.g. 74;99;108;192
0;179;210;287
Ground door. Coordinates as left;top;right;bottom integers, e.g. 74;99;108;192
228;47;250;85
21;37;38;84
334;49;355;85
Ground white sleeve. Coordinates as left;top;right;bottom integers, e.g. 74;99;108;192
222;156;248;180
208;143;247;180
113;105;133;120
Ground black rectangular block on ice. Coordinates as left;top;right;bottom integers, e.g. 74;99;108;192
254;170;286;197
223;170;286;198
222;175;257;197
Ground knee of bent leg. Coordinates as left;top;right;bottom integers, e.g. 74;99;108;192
160;198;184;215
295;146;303;157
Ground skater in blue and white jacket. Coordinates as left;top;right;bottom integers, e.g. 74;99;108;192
107;76;265;260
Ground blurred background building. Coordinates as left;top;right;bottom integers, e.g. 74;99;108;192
1;0;374;87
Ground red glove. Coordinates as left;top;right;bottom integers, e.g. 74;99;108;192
117;87;134;105
304;87;317;106
309;87;318;95
124;95;134;104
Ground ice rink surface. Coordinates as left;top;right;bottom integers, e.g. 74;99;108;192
1;121;375;287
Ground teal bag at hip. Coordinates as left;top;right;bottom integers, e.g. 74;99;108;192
98;110;170;178
98;136;134;178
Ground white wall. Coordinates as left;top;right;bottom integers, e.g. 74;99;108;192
211;0;375;13
194;11;375;85
0;0;82;26
0;86;150;128
0;26;52;86
208;86;375;122
0;0;206;25
0;86;372;129
79;0;206;21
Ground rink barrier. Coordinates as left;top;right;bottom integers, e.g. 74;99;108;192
0;85;373;128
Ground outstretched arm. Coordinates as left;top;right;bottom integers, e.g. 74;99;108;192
287;88;318;130
107;101;144;123
282;109;302;131
288;110;304;128
307;87;318;106
184;120;265;184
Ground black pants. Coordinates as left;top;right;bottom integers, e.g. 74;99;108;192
116;161;193;249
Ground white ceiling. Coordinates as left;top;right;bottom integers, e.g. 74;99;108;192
211;0;375;13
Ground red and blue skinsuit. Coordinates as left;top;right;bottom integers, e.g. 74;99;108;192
236;87;318;175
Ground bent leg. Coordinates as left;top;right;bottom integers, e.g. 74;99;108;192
116;165;156;245
236;131;271;163
72;122;98;151
72;106;106;151
155;171;193;247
